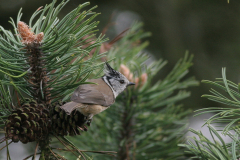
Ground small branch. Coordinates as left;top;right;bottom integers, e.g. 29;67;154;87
54;152;68;160
52;148;117;157
15;90;21;107
82;150;117;154
0;138;10;144
53;134;79;158
5;134;11;160
22;153;40;160
0;136;8;143
118;91;135;160
33;142;39;160
61;137;86;160
49;148;60;160
108;28;129;45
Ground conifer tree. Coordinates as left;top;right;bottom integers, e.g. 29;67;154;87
0;0;114;159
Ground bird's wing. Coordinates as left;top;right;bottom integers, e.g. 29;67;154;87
71;79;115;106
71;87;107;105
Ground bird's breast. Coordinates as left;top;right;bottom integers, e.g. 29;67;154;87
77;104;109;116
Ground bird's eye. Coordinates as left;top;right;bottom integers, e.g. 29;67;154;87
120;80;125;84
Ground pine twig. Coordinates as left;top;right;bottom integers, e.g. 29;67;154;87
15;90;21;107
108;28;129;45
33;142;39;160
54;152;67;160
22;153;40;160
0;137;9;144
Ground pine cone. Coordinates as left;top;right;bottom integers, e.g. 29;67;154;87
50;101;89;136
5;98;50;144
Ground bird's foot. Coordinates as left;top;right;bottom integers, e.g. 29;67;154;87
86;118;92;126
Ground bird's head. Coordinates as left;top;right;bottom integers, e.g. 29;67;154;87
102;62;135;97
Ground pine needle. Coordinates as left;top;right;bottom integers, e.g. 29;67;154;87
0;141;12;151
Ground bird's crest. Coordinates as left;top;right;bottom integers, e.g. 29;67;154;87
104;62;120;78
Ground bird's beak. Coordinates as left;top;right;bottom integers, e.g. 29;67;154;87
127;82;135;86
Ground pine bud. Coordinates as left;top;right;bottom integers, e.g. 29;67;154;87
36;32;44;43
120;64;148;88
120;64;133;81
17;21;44;45
140;73;148;87
17;21;35;45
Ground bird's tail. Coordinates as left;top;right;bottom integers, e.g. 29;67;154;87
60;101;84;115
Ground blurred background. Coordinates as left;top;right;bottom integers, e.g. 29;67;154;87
1;0;240;109
0;0;239;159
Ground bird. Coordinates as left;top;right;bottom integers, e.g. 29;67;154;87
60;62;135;125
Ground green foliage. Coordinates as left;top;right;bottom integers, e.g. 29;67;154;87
0;0;105;127
181;68;240;159
180;126;240;160
69;22;198;160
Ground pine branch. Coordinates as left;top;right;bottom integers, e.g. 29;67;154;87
193;68;240;134
181;68;240;159
179;125;240;159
